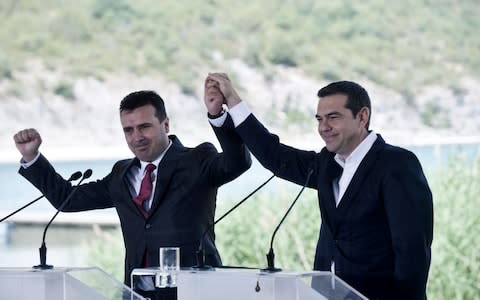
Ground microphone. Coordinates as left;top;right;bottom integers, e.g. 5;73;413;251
193;174;276;270
33;169;93;269
262;168;314;272
0;171;82;223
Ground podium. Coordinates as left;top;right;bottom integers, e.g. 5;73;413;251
131;268;367;300
0;267;145;300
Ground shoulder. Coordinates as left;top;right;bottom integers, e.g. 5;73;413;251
171;140;218;160
111;158;134;173
382;143;417;160
377;142;423;171
170;135;217;154
192;142;218;155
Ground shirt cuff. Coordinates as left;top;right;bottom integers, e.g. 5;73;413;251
208;111;228;127
20;152;41;168
228;101;251;128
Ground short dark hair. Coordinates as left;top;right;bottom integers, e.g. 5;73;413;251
119;90;167;121
317;81;371;129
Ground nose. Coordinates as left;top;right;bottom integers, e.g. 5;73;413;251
318;119;331;133
131;128;144;142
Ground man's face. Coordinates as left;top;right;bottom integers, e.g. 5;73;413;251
120;104;170;162
316;94;369;159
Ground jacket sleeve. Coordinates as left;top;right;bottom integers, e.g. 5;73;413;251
204;114;252;187
234;113;319;188
18;154;114;211
382;150;433;299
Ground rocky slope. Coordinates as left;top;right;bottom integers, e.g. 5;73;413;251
1;59;479;162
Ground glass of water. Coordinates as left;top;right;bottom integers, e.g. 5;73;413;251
156;247;180;288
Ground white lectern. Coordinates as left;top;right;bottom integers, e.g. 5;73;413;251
131;268;367;300
0;267;145;300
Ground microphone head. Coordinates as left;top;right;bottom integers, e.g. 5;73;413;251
68;171;83;181
83;169;93;179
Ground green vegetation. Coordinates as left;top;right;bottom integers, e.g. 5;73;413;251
87;155;480;298
1;0;479;97
54;81;76;100
216;188;320;270
427;156;480;299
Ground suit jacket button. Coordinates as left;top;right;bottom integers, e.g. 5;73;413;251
145;223;152;229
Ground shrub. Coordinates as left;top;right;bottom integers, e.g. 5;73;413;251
54;81;76;100
426;156;480;299
86;155;480;298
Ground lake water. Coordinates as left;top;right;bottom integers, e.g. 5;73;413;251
0;142;478;269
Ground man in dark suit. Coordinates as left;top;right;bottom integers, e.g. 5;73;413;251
205;73;433;300
14;88;251;300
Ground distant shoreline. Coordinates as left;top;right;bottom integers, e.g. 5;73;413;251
1;133;479;164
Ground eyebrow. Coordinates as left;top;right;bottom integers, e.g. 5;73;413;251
122;122;152;130
315;112;342;119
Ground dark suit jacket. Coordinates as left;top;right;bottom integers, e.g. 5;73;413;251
19;117;251;285
235;114;433;300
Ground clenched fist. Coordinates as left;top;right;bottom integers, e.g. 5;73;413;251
13;128;42;162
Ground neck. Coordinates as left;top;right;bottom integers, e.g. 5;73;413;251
338;129;370;161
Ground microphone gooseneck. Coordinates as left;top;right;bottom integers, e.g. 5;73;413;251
0;171;82;223
193;174;276;270
33;169;93;270
262;168;314;273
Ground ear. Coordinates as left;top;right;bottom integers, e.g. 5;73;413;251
358;107;370;128
164;117;170;133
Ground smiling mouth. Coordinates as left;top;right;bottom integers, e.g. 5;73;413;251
322;134;336;141
135;144;149;151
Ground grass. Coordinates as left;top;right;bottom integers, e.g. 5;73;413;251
86;155;480;298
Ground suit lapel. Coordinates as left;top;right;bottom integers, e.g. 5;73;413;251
318;154;342;235
148;136;185;215
336;136;385;215
120;158;146;217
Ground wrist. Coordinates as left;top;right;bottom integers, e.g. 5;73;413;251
207;108;226;119
21;151;40;166
225;94;242;109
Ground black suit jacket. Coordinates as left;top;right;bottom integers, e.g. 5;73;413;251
235;114;433;300
19;117;251;285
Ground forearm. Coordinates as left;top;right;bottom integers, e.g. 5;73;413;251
18;154;113;211
211;115;252;175
18;154;76;209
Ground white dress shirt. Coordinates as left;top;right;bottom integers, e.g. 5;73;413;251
333;131;377;206
126;140;172;210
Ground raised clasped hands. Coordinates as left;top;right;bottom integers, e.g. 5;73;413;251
204;76;226;116
205;73;242;110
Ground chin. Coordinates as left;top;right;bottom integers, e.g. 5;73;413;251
134;153;149;162
325;145;336;153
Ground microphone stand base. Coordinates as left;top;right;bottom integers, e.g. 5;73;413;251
190;265;213;271
33;264;53;270
260;267;282;273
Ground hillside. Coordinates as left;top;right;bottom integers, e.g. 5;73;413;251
0;0;479;160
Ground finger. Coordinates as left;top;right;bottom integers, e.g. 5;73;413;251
206;88;222;101
210;72;229;80
205;77;218;87
209;73;230;85
14;128;37;143
205;80;217;89
207;73;221;81
14;130;28;143
25;128;38;140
